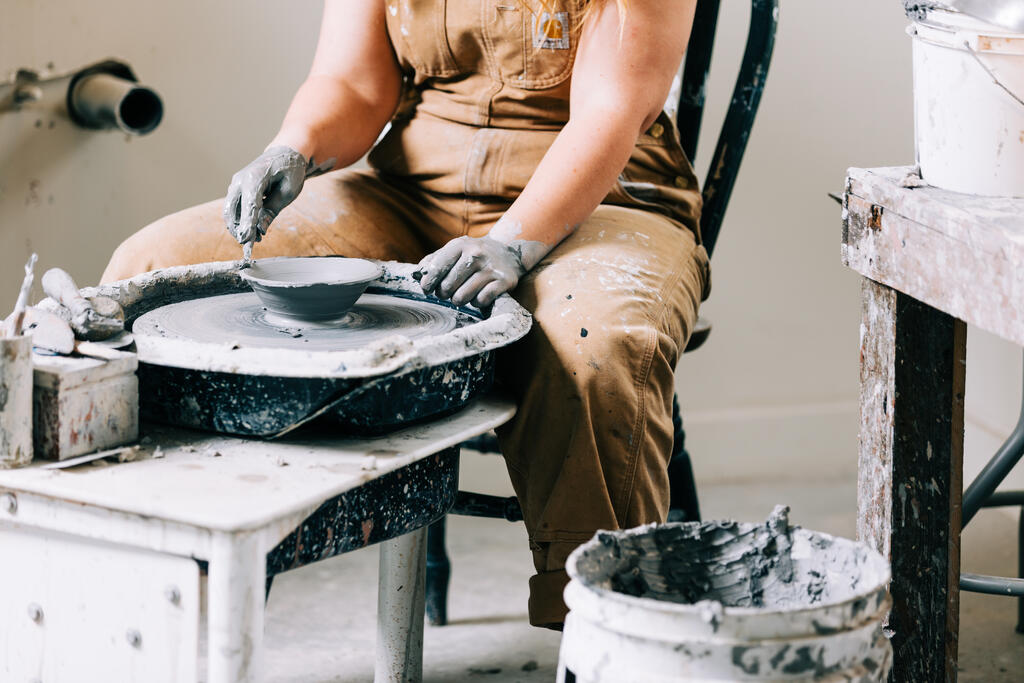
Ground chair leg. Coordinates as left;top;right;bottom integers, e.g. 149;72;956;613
425;517;451;626
667;395;701;523
375;528;427;683
1018;505;1024;634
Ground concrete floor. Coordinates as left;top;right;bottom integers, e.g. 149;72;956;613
250;466;1024;682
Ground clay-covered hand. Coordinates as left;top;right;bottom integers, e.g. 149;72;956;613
418;236;527;309
223;146;330;245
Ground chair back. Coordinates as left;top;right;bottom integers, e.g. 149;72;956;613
677;0;779;257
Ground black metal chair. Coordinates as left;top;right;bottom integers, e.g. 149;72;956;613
959;352;1024;631
424;0;780;626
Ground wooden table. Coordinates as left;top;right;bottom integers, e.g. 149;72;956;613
0;395;515;683
843;166;1024;682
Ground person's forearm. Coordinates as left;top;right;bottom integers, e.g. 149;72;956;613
269;73;401;170
489;107;645;269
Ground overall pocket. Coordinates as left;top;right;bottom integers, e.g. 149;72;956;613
386;0;461;77
484;0;582;89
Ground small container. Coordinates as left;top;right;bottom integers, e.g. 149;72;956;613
910;9;1024;196
0;335;33;468
32;351;138;461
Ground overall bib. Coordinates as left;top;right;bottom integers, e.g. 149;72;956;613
103;0;710;626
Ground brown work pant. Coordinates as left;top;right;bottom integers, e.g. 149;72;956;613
102;169;710;626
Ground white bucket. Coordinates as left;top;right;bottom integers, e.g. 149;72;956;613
557;507;892;682
910;9;1024;197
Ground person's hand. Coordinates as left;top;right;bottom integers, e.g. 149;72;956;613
223;146;310;246
418;236;528;308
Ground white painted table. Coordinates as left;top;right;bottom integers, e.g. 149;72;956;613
0;395;515;683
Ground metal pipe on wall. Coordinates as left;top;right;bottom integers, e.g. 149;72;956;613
68;71;162;136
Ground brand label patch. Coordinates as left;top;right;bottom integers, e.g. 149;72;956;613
533;12;570;50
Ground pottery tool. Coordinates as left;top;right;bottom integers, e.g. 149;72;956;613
41;267;125;341
242;240;254;268
15;307;75;354
8;307;128;360
4;253;38;338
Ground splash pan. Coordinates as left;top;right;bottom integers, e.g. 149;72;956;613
67;260;531;437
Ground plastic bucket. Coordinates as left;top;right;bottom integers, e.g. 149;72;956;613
557;507;892;682
909;9;1024;196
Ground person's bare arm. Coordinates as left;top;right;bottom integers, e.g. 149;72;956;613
270;0;403;167
420;0;698;307
225;0;403;246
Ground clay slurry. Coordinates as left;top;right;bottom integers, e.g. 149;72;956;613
132;292;478;352
576;506;884;610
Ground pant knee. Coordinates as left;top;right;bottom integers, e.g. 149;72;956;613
101;200;231;284
101;229;159;283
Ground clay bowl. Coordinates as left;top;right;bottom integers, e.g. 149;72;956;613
239;256;382;322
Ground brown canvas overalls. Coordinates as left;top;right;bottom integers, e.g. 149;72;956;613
103;0;710;626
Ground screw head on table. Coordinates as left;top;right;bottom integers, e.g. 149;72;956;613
164;586;180;605
126;629;142;648
1;493;16;515
27;603;43;623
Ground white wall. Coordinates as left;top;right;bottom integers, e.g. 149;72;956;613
676;1;1024;500
1;0;321;295
2;1;1018;501
677;1;912;485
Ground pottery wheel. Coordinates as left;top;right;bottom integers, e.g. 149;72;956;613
132;292;479;351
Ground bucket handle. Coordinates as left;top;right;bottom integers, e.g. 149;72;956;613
962;40;1024;109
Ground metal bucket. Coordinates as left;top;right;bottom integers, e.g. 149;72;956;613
558;507;892;682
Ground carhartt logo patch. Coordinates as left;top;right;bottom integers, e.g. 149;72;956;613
533;11;569;50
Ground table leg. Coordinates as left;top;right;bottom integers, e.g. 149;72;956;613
858;280;964;683
375;527;427;683
208;530;266;683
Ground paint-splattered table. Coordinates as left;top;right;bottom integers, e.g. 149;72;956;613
843;166;1024;682
0;394;515;683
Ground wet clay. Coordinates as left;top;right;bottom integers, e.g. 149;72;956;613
574;506;888;611
239;257;382;321
62;259;532;380
133;292;478;351
902;1;941;20
488;216;554;272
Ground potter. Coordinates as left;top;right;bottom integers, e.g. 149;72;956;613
103;0;709;627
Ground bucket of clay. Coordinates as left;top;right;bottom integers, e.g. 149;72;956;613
557;507;892;682
909;8;1024;196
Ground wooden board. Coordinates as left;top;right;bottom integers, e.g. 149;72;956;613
857;281;964;683
843;166;1024;346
